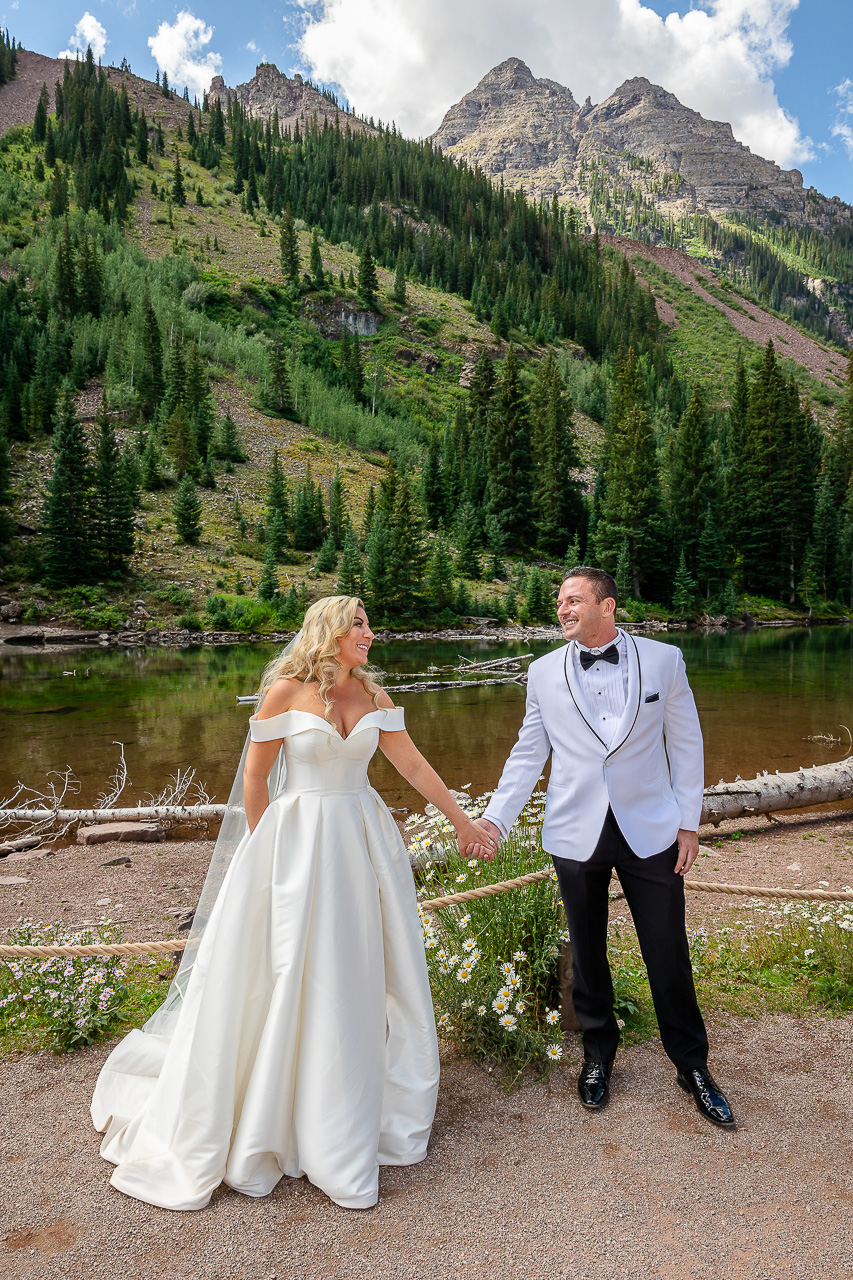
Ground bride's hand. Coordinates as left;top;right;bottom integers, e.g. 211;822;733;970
456;817;497;862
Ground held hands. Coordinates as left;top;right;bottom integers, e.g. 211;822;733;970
675;829;699;875
456;816;499;862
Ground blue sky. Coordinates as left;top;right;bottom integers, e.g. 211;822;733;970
4;1;851;201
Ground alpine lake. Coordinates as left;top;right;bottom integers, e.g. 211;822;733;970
1;626;852;818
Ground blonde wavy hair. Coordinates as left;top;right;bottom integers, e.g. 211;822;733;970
256;595;383;716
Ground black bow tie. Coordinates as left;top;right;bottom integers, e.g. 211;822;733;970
579;643;620;671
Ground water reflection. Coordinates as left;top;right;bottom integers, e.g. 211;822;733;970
1;626;851;814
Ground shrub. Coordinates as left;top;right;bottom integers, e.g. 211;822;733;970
0;918;133;1053
177;611;202;630
409;789;566;1088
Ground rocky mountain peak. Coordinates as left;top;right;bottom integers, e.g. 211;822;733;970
430;60;829;228
208;64;375;136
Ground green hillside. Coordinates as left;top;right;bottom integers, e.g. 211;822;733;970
1;44;852;630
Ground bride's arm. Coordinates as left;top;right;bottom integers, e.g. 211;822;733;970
376;694;495;860
243;678;298;833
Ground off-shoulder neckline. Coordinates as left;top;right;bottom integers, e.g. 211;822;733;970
250;706;397;742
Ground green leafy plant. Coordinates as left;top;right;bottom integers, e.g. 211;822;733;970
409;789;567;1088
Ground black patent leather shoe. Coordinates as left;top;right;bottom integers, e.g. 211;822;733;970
577;1059;612;1111
676;1067;736;1129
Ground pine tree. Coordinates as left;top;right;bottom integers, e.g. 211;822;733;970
44;119;57;168
48;163;68;216
529;351;585;556
43;388;94;586
357;238;379;309
484;514;507;580
257;544;279;601
173;473;203;545
427;535;455;610
421;431;444;529
453;501;481;579
33;83;49;144
364;509;392;622
593;348;668;600
672;550;696;617
267;509;289;561
212;412;247;462
336;527;364;596
164;403;198;477
361;483;377;546
266;448;289;525
614;538;632;604
695;504;726;600
523;567;552;624
388;470;426;615
668;386;715;575
487;345;533;549
838;474;853;608
92;396;135;576
171;154;186;207
141;430;167;490
392;249;407;306
268;335;294;417
0;426;14;545
309;229;324;287
328;468;345;546
315;533;338;573
280;207;300;283
806;471;841;600
135;110;149;163
138;290;164;420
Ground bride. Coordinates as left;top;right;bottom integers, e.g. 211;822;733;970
91;596;493;1212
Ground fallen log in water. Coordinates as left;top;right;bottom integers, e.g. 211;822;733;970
700;758;853;826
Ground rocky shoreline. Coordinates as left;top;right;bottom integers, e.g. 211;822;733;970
0;615;837;653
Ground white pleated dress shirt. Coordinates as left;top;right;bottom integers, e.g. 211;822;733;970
572;630;629;748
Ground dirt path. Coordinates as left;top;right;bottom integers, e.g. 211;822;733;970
3;809;853;1277
603;235;849;387
1;1015;851;1279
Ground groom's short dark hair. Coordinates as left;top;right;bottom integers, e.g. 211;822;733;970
562;565;618;608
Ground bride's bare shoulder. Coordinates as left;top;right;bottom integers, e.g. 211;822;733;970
373;688;395;710
256;677;304;719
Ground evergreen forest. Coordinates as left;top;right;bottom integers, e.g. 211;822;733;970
1;40;852;635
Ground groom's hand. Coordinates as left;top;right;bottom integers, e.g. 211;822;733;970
473;818;502;855
674;829;699;875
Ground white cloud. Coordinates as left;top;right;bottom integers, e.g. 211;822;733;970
58;12;108;62
147;10;223;99
246;40;259;53
296;0;814;168
831;78;853;160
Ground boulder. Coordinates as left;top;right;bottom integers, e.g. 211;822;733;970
77;822;165;845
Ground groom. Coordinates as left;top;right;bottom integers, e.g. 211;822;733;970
476;566;734;1128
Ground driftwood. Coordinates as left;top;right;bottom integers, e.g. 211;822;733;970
700;758;853;826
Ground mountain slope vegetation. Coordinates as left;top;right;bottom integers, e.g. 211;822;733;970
0;42;851;633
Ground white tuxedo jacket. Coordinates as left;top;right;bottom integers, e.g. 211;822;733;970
482;630;704;862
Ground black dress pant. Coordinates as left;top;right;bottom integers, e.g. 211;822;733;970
552;806;708;1071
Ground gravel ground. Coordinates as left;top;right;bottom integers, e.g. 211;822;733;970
2;809;853;1278
2;1015;852;1280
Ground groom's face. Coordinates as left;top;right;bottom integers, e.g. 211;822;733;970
557;577;614;645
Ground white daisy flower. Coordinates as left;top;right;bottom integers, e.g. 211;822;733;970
456;966;473;983
462;938;478;952
513;950;527;962
461;999;473;1010
507;974;523;991
477;1005;487;1017
498;1014;518;1031
515;1000;527;1014
560;929;570;942
545;1009;561;1025
439;962;452;974
455;874;467;884
467;859;479;869
458;914;471;928
546;1043;563;1061
491;995;511;1013
437;1013;451;1028
497;986;512;1001
500;962;516;978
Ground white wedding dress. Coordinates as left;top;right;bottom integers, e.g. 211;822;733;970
91;707;440;1211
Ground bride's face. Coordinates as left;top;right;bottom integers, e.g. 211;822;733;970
337;608;374;669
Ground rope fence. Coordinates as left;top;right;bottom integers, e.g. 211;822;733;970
2;859;853;958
